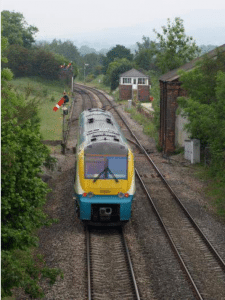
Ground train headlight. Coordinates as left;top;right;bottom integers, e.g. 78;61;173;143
118;192;130;198
83;192;94;197
118;192;125;198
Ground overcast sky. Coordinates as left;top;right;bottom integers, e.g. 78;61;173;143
2;0;225;48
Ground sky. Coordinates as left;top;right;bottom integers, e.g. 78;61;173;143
1;0;225;49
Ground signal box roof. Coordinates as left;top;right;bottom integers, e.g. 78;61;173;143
119;68;148;78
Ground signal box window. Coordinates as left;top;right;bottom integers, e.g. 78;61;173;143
138;78;146;84
123;78;131;84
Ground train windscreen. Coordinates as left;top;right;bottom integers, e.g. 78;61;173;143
85;155;127;180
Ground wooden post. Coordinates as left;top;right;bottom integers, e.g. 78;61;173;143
61;104;66;154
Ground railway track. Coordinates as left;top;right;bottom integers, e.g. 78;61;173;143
74;86;95;110
73;85;141;300
86;226;140;300
74;83;225;300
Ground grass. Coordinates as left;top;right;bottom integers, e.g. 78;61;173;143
193;165;225;220
125;105;157;139
11;77;72;140
75;75;112;94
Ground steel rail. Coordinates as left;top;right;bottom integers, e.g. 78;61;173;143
135;168;203;300
86;226;92;300
86;224;141;300
74;86;94;111
79;84;225;273
121;228;141;300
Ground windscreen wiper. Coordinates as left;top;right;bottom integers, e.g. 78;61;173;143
93;167;119;183
93;166;108;183
107;167;119;183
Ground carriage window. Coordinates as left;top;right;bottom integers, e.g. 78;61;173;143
85;155;127;179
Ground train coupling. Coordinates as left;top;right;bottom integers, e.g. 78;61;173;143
99;207;112;217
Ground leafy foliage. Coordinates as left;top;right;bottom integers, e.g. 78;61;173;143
1;83;63;296
103;45;133;73
38;39;81;76
104;58;133;90
134;36;159;71
1;10;38;48
82;52;104;77
153;17;201;74
178;48;225;175
1;33;62;297
32;49;61;80
3;45;61;80
39;39;81;64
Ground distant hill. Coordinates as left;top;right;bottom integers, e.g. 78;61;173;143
199;44;218;54
79;45;97;56
77;44;218;57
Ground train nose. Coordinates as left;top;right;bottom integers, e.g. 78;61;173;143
99;207;112;217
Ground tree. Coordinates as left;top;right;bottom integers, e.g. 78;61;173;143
32;49;60;80
105;58;133;90
136;36;153;51
134;36;159;71
1;10;38;48
40;39;82;66
3;44;33;77
1;21;14;82
1;110;62;297
1;34;62;298
153;17;201;74
134;36;157;71
103;45;133;73
3;45;61;80
83;52;104;76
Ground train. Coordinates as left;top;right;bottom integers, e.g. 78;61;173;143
74;108;135;225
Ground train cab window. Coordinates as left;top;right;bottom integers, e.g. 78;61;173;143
85;155;127;179
85;156;106;179
107;156;127;179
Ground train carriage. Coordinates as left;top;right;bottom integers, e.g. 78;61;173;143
74;108;135;225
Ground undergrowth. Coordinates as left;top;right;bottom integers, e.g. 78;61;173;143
193;165;225;220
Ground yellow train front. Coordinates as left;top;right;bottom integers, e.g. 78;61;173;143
74;108;135;225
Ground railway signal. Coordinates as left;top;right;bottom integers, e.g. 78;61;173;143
53;97;65;112
53;92;69;112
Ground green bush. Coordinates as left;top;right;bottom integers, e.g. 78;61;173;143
3;45;60;80
1;80;62;297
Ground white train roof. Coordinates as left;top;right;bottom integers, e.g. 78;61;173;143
80;108;128;152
